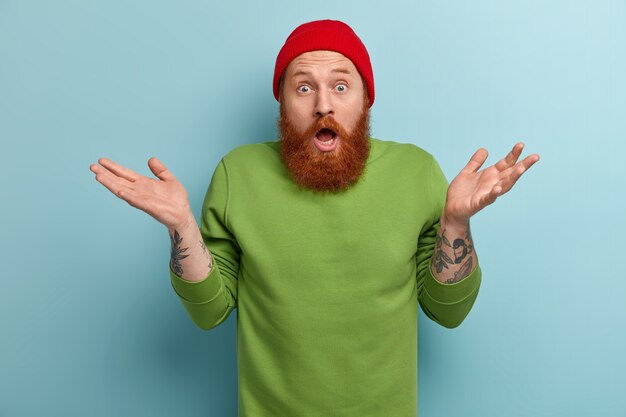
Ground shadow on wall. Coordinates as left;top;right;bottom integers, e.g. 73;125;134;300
106;281;238;415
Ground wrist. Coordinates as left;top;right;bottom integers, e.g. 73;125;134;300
440;211;470;230
169;209;195;232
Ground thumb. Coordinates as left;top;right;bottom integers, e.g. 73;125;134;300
148;157;176;181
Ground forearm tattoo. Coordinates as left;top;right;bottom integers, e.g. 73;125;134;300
431;227;475;284
169;229;190;275
199;239;214;271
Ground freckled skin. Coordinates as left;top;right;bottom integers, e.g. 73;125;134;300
279;50;365;141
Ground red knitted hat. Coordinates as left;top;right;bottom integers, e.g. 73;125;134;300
273;19;375;107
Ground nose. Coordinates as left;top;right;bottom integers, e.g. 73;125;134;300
314;89;334;118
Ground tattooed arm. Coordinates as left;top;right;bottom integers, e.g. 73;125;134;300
430;143;539;283
168;211;214;282
430;214;476;284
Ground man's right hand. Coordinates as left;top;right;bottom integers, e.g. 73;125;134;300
89;157;192;230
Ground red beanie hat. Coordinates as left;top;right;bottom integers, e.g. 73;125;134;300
273;19;375;107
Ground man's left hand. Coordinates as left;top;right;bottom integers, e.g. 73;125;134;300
443;142;540;225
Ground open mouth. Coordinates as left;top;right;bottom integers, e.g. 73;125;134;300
315;128;337;145
315;128;337;151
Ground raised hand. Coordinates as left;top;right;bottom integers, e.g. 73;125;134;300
443;142;540;225
89;157;192;229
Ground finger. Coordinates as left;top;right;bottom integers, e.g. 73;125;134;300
97;158;140;182
494;142;524;171
520;153;540;170
496;154;540;195
463;148;489;174
496;151;540;180
93;167;135;200
503;153;540;182
90;163;135;188
148;157;176;181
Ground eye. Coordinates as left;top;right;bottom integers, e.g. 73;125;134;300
336;84;348;92
297;85;311;93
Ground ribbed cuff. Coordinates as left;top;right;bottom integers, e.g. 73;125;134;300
424;263;482;304
169;264;223;304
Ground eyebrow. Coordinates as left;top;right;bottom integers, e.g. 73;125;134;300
291;68;353;77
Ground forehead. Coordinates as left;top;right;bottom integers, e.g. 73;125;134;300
284;50;359;78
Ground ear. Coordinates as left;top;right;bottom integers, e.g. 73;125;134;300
361;77;369;106
278;73;286;101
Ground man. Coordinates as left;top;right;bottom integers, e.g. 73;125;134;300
90;19;539;417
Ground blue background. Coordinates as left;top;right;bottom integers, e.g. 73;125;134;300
1;1;624;416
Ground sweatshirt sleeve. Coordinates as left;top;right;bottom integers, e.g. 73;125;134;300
169;158;240;330
415;155;481;329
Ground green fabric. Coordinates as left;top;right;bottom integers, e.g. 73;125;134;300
169;137;481;417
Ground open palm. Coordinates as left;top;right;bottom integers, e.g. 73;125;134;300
444;143;540;224
89;157;192;229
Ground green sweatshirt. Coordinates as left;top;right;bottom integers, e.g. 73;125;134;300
169;137;481;417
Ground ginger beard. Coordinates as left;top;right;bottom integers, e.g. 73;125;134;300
278;99;371;193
